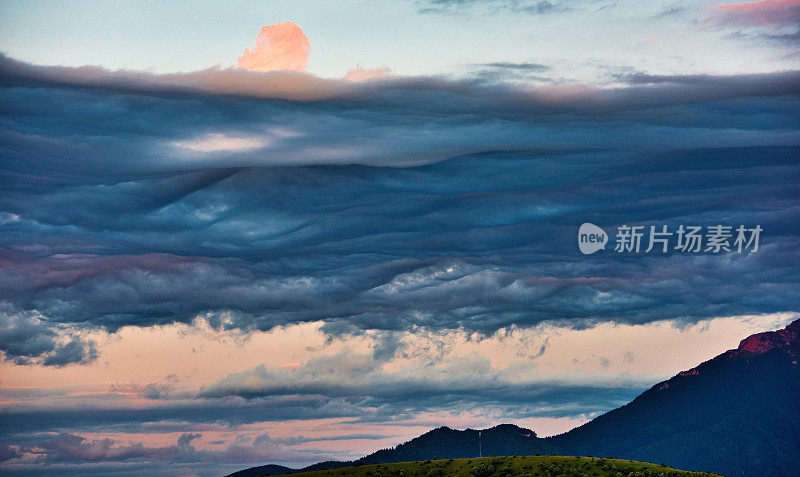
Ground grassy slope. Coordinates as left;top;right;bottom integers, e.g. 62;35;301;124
274;456;725;477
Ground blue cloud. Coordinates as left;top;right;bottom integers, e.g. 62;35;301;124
0;55;798;351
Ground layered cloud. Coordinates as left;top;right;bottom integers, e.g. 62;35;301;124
1;54;799;366
198;348;645;407
238;22;310;72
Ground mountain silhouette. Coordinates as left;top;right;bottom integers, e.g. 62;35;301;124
359;424;552;464
229;319;800;477
227;464;296;477
549;318;800;476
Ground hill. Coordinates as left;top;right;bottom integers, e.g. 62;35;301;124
286;456;722;477
227;464;297;477
359;424;553;464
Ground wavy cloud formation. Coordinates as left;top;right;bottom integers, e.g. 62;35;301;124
0;55;799;366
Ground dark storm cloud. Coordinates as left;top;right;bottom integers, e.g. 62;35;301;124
41;338;98;367
0;54;799;360
0;304;98;366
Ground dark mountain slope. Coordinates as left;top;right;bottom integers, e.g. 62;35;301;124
550;318;800;476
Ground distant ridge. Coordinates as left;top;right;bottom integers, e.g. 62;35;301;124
359;424;551;464
230;318;800;477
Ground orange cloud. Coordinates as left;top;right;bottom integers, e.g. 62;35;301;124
238;22;310;72
713;0;800;26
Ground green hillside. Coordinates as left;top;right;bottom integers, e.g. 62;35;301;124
272;456;724;477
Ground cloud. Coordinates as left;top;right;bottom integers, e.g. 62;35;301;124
0;54;799;351
9;428;358;469
417;0;568;15
25;432;247;466
171;133;271;153
0;304;98;366
470;61;554;83
36;433;177;463
0;442;22;462
108;375;178;400
237;22;310;73
211;433;337;465
479;62;550;72
345;64;393;82
176;432;201;451
712;0;800;27
41;337;98;367
3;51;800;107
0;306;57;362
0;345;645;445
198;349;647;412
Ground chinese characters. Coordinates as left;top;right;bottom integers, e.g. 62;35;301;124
614;224;761;254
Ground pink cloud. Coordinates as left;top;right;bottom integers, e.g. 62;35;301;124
238;22;310;72
713;0;800;27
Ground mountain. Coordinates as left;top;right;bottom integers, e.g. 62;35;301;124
227;464;296;477
230;319;800;477
226;461;352;477
550;318;800;476
358;424;554;464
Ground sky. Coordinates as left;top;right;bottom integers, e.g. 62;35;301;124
1;0;800;476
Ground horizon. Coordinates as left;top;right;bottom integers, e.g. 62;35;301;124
1;1;799;476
